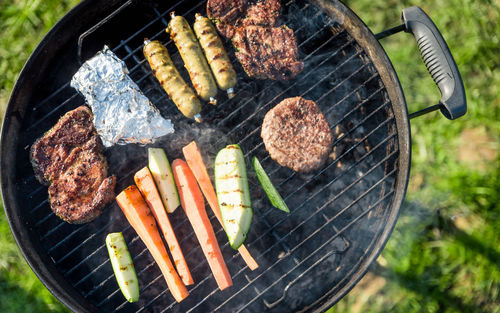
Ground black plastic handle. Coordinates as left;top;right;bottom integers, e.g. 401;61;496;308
402;6;466;119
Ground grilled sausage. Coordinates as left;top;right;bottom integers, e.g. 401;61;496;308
193;14;237;98
143;40;202;120
167;13;218;104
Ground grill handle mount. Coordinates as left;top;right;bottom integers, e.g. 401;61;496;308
376;6;467;120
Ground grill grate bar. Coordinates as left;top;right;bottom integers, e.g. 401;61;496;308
73;231;139;287
33;202;51;225
27;93;80;132
54;220;115;265
242;188;396;312
65;224;132;278
98;255;162;309
158;133;398;313
38;215;63;240
84;239;150;297
214;37;355;134
194;162;398;313
98;258;161;308
27;184;44;198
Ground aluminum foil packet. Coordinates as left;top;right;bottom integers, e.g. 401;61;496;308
71;46;174;147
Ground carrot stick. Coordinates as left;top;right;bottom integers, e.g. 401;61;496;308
134;167;194;286
182;141;259;270
116;186;189;302
171;159;233;290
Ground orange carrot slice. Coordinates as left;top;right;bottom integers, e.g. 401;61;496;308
182;141;258;270
116;186;189;302
171;159;233;290
134;167;194;286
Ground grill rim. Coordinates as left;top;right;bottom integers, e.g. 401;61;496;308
305;0;411;310
0;0;411;312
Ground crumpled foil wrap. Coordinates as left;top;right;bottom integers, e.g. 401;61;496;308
71;46;174;147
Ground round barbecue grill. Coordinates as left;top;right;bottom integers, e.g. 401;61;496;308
1;0;466;312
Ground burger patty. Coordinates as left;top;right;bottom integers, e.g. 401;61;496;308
261;97;332;172
233;25;304;80
30;106;116;224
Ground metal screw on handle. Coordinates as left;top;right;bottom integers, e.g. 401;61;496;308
375;7;467;120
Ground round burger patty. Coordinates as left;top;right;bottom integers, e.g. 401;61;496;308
261;97;332;172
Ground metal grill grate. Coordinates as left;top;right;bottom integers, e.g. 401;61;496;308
19;0;400;312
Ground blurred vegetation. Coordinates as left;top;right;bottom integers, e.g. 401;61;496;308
0;0;498;312
330;0;500;312
0;1;79;312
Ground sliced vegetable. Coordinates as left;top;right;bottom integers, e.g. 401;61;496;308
134;167;194;285
106;232;139;303
148;148;180;213
214;144;252;250
252;157;290;213
171;159;233;290
182;141;258;270
116;186;189;302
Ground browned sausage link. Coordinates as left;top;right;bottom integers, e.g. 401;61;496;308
167;13;218;104
143;40;201;120
193;14;237;98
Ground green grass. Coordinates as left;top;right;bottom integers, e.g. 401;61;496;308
330;0;500;312
1;0;499;312
0;1;79;311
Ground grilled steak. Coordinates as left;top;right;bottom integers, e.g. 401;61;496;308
233;25;303;80
261;97;332;172
239;0;281;28
30;106;116;224
207;0;248;38
208;0;302;79
207;0;280;39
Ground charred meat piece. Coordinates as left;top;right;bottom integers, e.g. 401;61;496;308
239;0;281;28
233;25;304;80
207;0;280;39
30;106;116;224
261;97;332;173
207;0;248;38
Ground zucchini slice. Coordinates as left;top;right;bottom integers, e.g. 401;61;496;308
214;144;252;249
148;148;180;213
106;232;139;303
